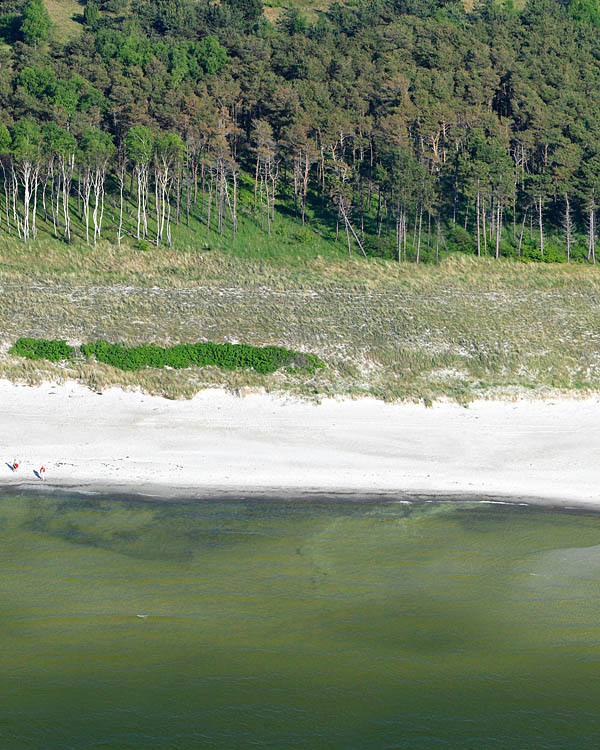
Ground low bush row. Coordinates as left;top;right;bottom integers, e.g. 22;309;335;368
10;337;324;374
11;337;75;361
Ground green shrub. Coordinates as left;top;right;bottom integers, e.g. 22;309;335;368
569;243;585;261
11;336;325;374
102;0;128;11
79;339;325;374
520;240;565;263
447;225;474;254
498;240;515;258
365;235;395;259
10;337;75;361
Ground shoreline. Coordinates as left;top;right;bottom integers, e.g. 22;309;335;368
1;483;596;514
1;379;599;510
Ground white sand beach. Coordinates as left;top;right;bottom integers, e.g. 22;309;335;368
0;379;598;507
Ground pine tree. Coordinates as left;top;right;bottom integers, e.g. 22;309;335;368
83;1;100;29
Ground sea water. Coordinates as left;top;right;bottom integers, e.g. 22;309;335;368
2;494;600;749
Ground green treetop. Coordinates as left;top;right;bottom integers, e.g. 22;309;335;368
20;0;51;47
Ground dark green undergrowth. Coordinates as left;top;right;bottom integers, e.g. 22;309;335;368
11;337;75;362
10;337;324;375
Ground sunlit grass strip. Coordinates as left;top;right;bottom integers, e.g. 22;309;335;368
11;337;325;375
6;258;600;402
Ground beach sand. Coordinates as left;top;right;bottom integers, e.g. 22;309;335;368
0;379;597;507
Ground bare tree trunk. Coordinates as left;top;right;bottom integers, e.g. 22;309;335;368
206;177;212;238
396;201;402;262
52;166;59;237
61;156;73;243
195;157;200;204
155;168;161;246
117;165;124;248
452;175;457;228
176;166;181;226
416;204;423;264
218;162;224;235
564;193;572;262
92;172;99;246
538;196;544;257
518;207;527;258
412;209;418;253
83;173;91;245
12;169;21;239
427;209;431;249
167;202;172;248
339;200;367;257
302;149;309;226
31;167;39;239
142;166;149;239
232;169;237;241
186;168;190;227
512;196;516;242
136;169;141;240
345;218;351;256
495;201;501;259
254;158;259;211
482;195;487;255
476;188;481;257
41;171;47;223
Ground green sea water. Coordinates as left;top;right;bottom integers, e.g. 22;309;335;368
2;494;600;749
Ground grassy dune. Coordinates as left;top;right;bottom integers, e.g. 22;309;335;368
2;235;600;402
9;0;587;402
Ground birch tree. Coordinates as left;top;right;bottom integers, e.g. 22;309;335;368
251;118;278;234
579;155;600;264
11;118;43;241
125;125;154;240
550;142;581;262
153;131;183;246
43;123;76;242
281;118;316;226
206;116;238;240
79;128;115;245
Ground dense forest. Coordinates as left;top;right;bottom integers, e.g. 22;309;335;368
1;0;600;262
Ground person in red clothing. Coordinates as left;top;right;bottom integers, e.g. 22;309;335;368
39;466;46;480
12;459;18;471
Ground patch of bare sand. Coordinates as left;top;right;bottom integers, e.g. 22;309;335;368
0;380;597;507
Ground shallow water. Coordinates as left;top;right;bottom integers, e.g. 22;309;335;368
2;494;600;748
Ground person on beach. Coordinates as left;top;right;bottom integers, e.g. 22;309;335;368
12;459;18;471
39;466;46;480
